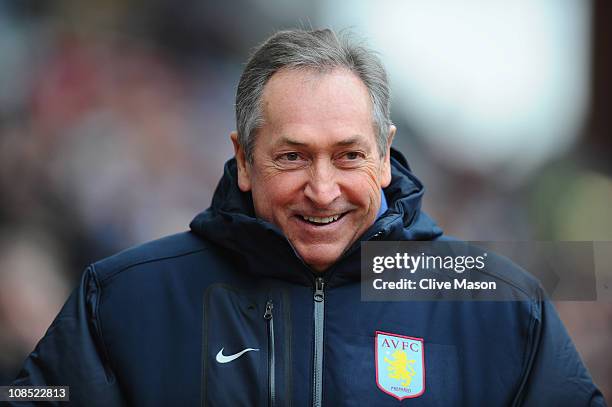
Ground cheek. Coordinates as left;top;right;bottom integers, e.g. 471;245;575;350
353;165;384;190
340;170;383;204
251;172;305;212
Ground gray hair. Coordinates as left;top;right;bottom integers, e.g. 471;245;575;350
235;28;392;162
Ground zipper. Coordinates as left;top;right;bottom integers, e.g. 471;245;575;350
264;300;275;407
312;277;325;407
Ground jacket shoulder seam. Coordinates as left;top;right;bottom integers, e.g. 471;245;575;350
89;264;118;383
477;268;540;300
97;246;212;285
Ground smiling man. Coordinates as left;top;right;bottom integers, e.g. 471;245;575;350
11;29;605;406
232;66;394;271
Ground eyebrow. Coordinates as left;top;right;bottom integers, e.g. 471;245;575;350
274;135;365;148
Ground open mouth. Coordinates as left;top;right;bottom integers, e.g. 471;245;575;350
298;212;347;226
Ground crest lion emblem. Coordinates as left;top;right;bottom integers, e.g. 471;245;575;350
375;331;425;400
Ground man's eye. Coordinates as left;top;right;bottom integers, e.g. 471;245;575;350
342;151;365;161
285;152;299;161
336;151;366;167
276;152;306;166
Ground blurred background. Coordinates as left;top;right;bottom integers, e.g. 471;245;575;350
0;0;610;399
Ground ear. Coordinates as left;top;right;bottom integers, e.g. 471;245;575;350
380;125;396;188
230;131;252;192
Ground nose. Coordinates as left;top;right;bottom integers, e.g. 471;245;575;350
304;159;341;208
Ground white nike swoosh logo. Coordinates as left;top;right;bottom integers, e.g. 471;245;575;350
215;347;260;363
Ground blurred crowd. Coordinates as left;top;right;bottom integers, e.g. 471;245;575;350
0;0;610;398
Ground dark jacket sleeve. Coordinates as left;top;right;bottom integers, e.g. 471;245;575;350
10;267;126;406
517;299;607;406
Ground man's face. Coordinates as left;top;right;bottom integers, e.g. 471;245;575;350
232;68;394;271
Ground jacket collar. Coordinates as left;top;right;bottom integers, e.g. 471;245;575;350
190;148;443;287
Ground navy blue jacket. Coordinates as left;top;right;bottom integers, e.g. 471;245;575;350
12;150;605;406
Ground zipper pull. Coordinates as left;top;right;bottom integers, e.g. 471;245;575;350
314;277;325;302
264;300;274;320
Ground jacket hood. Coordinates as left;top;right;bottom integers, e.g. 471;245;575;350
190;148;443;286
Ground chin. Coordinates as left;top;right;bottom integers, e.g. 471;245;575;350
298;247;343;272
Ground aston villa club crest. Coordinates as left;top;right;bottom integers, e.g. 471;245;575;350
375;331;425;400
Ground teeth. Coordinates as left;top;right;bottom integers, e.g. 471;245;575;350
302;214;340;224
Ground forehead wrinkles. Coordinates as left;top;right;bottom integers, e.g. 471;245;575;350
261;68;373;129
